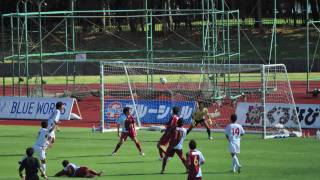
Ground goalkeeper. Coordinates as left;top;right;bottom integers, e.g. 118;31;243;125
187;101;213;140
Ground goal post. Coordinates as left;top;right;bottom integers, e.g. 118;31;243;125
260;64;302;139
99;61;302;138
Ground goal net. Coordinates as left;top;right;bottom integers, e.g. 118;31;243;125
99;62;301;139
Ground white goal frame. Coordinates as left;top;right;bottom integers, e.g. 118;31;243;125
99;62;302;139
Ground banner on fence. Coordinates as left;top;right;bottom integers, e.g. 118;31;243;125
105;100;196;124
236;102;320;128
0;96;76;120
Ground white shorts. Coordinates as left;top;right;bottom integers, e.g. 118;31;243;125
48;131;55;139
228;141;240;154
33;145;46;160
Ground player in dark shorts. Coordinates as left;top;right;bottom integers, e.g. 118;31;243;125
186;140;205;180
54;160;102;178
157;106;180;160
112;107;144;156
19;147;48;180
161;118;188;174
187;101;213;140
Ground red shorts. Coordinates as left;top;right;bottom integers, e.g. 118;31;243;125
166;148;183;158
121;130;136;141
75;167;89;177
159;132;170;146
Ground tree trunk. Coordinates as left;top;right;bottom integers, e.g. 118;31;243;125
310;0;319;20
292;0;297;27
255;0;262;28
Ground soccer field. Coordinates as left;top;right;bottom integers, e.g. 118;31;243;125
0;125;319;180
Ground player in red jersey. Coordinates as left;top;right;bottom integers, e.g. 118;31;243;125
157;106;180;160
161;118;187;174
111;107;144;156
186;140;205;180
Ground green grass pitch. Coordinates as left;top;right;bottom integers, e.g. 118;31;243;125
0;125;319;180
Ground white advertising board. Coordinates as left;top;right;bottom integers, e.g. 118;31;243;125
0;97;75;120
236;102;320;128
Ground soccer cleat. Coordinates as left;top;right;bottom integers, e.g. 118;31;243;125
111;152;117;156
208;136;213;140
237;166;241;173
140;152;145;156
98;171;103;176
160;170;164;174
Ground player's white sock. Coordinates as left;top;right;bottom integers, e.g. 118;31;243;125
233;155;240;168
232;158;237;172
41;163;46;173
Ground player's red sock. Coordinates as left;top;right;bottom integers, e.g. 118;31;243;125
178;153;187;168
88;170;99;175
135;142;142;152
113;143;121;153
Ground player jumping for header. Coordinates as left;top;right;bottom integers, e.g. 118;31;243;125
225;114;245;173
157;106;180;160
111;107;144;156
47;102;64;148
186;140;205;180
161;118;188;174
187;101;213;140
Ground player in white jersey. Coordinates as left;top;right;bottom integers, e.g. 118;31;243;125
225;114;245;173
47;102;64;147
161;118;187;174
55;160;102;177
19;121;54;174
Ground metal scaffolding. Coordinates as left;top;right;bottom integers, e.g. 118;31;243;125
2;0;241;98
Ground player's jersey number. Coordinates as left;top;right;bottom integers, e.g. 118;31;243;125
232;128;240;136
193;155;199;166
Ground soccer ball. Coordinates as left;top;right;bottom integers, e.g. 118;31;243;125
160;77;167;84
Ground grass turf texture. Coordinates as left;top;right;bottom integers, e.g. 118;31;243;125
0;125;320;180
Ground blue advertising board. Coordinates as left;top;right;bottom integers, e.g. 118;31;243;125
105;100;196;124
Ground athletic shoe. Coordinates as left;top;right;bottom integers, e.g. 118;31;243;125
208;136;213;140
111;152;117;156
237;166;241;173
140;152;145;156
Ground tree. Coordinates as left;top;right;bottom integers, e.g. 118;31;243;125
310;0;319;20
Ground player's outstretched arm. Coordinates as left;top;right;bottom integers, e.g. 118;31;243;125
54;169;67;177
225;135;229;142
18;164;25;179
185;152;190;167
